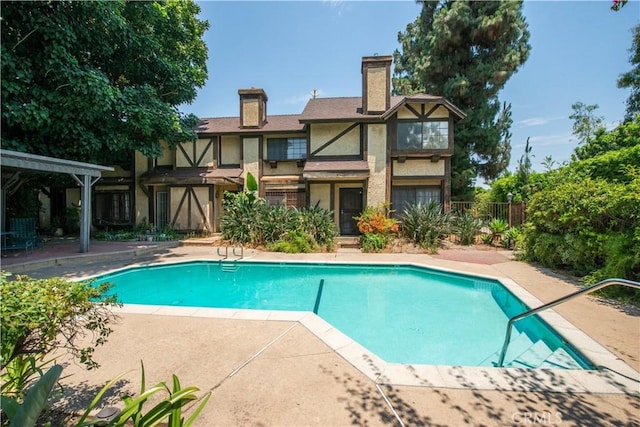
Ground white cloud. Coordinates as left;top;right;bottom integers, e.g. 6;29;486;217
513;132;573;148
516;116;565;127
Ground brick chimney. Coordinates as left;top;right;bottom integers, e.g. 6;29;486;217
238;88;268;128
361;55;392;114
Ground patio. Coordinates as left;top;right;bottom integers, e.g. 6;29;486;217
2;240;638;426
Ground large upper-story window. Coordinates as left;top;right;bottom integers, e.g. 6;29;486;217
267;137;307;160
397;120;449;151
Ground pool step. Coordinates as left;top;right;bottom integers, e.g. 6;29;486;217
508;340;554;369
480;332;534;366
537;347;583;370
221;263;238;272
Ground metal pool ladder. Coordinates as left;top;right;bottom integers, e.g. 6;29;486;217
216;245;244;260
496;278;640;367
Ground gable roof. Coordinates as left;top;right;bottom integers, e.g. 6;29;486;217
299;96;405;123
194;94;465;134
299;94;465;123
383;94;466;121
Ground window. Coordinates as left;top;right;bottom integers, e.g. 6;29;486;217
93;191;131;226
265;190;307;209
156;191;169;229
267;138;307;160
392;186;441;217
397;121;449;151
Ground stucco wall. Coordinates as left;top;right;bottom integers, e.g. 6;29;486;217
177;138;216;168
243;137;259;191
242;98;259;127
157;141;173;167
170;186;211;231
393;159;445;176
262;161;303;176
367;124;387;206
367;67;387;112
221;136;241;165
309;183;331;211
310;123;360;156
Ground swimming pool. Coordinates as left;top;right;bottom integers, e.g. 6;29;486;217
95;260;591;369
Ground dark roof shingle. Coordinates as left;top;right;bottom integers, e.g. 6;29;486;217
195;114;304;134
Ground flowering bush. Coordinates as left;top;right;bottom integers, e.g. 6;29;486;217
355;203;399;252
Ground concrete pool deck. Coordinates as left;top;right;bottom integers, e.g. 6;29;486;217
2;240;639;425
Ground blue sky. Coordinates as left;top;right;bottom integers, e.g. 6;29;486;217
182;1;639;175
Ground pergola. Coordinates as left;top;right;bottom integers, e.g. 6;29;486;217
0;149;114;253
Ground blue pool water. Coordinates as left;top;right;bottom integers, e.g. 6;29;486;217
94;261;591;369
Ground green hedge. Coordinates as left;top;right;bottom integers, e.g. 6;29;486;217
523;168;639;302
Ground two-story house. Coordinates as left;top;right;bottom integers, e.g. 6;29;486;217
64;55;464;236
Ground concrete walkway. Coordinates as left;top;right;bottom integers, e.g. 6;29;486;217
3;241;639;426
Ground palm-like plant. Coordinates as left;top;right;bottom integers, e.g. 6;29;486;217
454;213;483;245
399;201;453;253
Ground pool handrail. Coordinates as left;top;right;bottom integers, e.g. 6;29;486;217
496;278;640;367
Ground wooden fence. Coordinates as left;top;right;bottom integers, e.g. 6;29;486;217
450;201;527;227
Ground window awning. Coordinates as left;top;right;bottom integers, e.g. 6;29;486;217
303;160;369;180
139;168;244;186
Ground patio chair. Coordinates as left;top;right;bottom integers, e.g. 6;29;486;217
9;217;44;249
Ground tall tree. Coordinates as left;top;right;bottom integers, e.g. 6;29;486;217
617;24;640;122
569;102;604;146
573;115;639;161
393;0;530;199
1;0;209;165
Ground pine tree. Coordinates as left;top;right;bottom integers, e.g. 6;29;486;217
393;0;530;199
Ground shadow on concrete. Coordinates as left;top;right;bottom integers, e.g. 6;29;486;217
322;355;639;426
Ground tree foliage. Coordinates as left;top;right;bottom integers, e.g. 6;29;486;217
520;136;640;301
569;102;605;147
573;115;640;162
617;24;640;122
393;0;530;198
0;273;120;371
1;0;209;165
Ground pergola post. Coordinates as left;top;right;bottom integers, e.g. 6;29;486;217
79;174;92;253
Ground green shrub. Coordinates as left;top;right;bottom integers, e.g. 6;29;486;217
221;191;267;245
399;201;452;253
479;233;493;245
355;203;399;253
523;166;640;302
299;203;336;248
258;203;300;245
501;227;523;250
222;192;335;250
268;231;316;253
0;272;120;399
360;232;390;253
454;213;483;245
1;363;210;427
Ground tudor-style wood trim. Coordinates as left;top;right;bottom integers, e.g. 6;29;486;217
444;157;452;212
310;122;360;157
171;188;189;227
404;103;421;119
190;187;209;231
362;124;368;159
424;103;441;119
391;175;447;181
195;138;215;167
386;117;393;205
176;143;193;167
